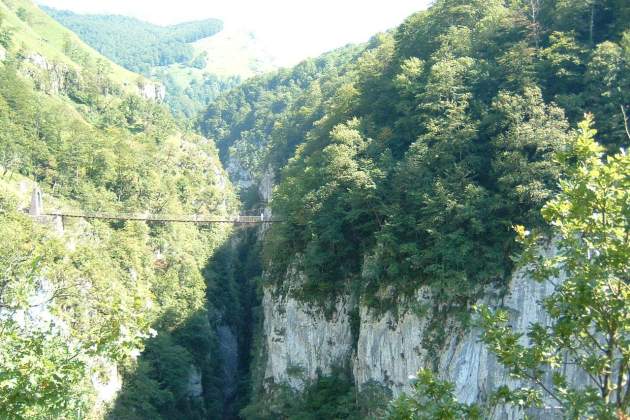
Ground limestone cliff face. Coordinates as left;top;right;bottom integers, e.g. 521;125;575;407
21;53;72;95
17;51;165;102
262;246;588;418
138;80;166;103
262;277;354;390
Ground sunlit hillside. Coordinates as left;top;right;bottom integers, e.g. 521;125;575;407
1;0;629;418
190;26;279;78
1;0;144;89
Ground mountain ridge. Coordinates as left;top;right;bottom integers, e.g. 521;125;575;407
41;6;223;73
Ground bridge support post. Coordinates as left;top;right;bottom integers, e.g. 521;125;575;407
29;188;44;217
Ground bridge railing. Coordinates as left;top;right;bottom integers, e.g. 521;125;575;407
41;211;279;224
30;188;280;224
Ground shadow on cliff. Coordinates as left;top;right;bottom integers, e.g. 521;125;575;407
106;227;263;420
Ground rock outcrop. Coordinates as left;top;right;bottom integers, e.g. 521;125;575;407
187;365;204;399
18;50;166;103
138;81;166;103
22;53;72;95
262;246;589;418
263;284;354;390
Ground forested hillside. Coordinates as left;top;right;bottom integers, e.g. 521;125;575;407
42;8;223;74
1;0;629;418
204;0;629;306
200;43;366;201
0;0;248;418
42;8;234;120
201;2;629;414
44;8;278;120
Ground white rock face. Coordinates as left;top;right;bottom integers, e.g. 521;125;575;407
187;365;204;399
353;271;560;419
27;52;48;68
91;358;123;405
258;167;274;205
263;246;589;418
352;287;436;395
22;53;74;95
226;156;255;191
0;45;6;62
138;81;166;102
263;271;354;389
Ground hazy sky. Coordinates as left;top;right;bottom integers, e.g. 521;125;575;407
35;0;431;64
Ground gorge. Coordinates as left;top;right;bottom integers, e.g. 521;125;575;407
0;0;628;419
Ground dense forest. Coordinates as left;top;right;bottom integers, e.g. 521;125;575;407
156;68;242;121
200;1;629;414
0;0;629;418
203;0;629;309
200;44;366;196
0;0;249;418
43;8;253;120
42;8;223;73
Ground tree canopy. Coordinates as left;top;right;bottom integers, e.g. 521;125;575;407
389;116;630;419
200;0;630;310
43;7;223;74
0;4;240;417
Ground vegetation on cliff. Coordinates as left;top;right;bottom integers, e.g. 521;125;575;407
199;1;629;414
1;0;628;417
43;8;275;120
0;2;241;417
202;0;629;311
390;118;630;418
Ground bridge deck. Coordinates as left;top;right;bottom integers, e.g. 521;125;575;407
43;212;280;224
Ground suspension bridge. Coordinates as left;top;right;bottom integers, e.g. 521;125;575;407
29;188;280;225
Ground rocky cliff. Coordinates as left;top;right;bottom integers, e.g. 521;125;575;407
18;51;165;102
261;245;589;418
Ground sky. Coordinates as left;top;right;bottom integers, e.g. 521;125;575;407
35;0;431;64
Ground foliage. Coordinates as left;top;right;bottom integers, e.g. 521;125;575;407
477;116;629;418
108;328;206;420
42;7;243;121
2;0;629;417
199;0;630;310
390;118;629;418
0;4;238;417
0;190;154;419
42;7;223;74
0;12;12;48
387;370;482;420
155;68;241;120
241;370;390;420
200;44;366;187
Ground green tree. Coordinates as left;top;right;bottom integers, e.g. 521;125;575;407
392;117;629;418
16;7;29;23
43;8;222;73
387;370;482;420
0;13;12;49
478;116;629;418
269;118;382;298
583;37;630;150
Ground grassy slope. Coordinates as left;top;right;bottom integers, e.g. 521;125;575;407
191;28;278;78
149;28;279;106
1;0;143;88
